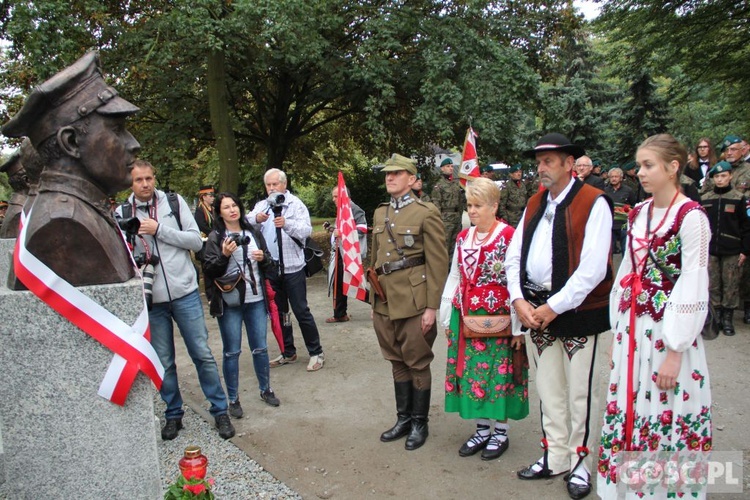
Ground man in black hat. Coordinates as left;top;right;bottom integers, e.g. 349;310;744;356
2;51;140;287
506;133;613;500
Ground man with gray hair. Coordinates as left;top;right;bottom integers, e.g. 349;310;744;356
248;168;325;371
574;155;605;190
604;167;636;254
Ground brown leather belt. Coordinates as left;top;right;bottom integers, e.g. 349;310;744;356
375;256;425;275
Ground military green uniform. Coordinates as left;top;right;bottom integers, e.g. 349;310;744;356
701;160;750;195
430;175;465;260
497;179;528;228
371;153;449;451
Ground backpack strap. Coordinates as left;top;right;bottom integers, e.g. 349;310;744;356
166;192;183;231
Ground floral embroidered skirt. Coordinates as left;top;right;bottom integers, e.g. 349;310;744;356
444;307;529;421
597;312;712;499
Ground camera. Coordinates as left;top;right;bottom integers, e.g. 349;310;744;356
117;217;140;236
322;221;333;233
267;192;286;209
228;233;251;246
133;254;159;310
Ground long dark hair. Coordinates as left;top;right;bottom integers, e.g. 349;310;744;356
212;192;252;233
687;137;717;170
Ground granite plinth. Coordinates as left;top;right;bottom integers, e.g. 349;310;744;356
0;239;13;290
0;278;160;499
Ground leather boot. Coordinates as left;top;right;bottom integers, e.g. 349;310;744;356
702;305;719;340
405;388;431;450
722;308;736;336
712;306;723;336
380;381;412;442
744;301;750;324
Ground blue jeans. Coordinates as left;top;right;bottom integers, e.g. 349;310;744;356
216;300;271;402
270;269;323;357
149;289;228;419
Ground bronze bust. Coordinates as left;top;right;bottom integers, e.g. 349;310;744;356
2;51;141;287
0;139;43;238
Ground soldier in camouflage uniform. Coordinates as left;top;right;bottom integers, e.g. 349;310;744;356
700;161;750;337
431;158;465;261
497;163;528;228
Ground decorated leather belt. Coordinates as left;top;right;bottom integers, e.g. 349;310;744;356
375;256;425;275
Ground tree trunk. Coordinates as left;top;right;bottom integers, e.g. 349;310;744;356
207;48;240;193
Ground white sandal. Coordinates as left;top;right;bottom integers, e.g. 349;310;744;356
307;353;325;371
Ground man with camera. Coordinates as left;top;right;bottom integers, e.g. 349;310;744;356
248;168;325;372
116;160;234;441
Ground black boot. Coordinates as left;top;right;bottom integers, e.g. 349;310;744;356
702;305;719;340
723;308;736;336
712;306;723;336
405;388;431;450
744;301;750;324
380;381;412;442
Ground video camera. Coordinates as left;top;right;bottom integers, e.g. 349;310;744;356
267;192;285;216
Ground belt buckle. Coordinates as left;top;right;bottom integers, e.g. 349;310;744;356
381;261;392;275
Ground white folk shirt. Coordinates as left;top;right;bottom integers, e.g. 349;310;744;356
506;177;612;316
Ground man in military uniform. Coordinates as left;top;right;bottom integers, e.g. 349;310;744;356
497;163;528;228
371;153;448;451
621;161;646;202
480;164;495;180
431;157;465;260
2;51;140;288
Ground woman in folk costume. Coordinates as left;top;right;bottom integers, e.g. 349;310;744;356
440;177;529;461
598;134;712;499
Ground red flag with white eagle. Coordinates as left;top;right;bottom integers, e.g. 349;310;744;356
335;172;368;302
458;127;480;188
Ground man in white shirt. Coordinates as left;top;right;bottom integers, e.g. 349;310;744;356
248;168;325;372
506;133;613;500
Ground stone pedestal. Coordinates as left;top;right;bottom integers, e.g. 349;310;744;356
0;239;13;290
0;271;161;499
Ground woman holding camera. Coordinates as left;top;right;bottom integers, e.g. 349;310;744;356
203;192;281;418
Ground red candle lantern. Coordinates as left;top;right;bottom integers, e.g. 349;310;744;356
179;446;208;480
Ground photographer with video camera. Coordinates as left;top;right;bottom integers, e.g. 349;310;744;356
203;192;282;418
248;168;326;372
116;160;234;441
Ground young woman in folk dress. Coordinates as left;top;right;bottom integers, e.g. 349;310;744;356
440;177;529;461
598;134;712;499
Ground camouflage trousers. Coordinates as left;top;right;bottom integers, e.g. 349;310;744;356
741;260;750;303
709;255;741;309
442;213;463;261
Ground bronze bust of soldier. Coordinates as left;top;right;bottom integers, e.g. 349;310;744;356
0;139;44;238
2;51;141;288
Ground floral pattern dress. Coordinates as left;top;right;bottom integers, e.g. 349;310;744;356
598;199;712;499
442;223;529;421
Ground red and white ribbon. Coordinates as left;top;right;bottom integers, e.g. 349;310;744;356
13;210;164;405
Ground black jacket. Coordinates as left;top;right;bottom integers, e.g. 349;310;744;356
700;186;750;256
202;226;276;317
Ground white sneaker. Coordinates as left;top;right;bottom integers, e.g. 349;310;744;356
307;353;325;371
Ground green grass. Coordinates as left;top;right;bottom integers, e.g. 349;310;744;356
310;216;331;233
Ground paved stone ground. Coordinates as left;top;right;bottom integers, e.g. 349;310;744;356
166;264;750;499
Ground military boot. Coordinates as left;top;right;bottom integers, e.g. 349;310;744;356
380;381;412;442
405;388;431;450
712;306;723;336
723;309;736;336
744;301;750;324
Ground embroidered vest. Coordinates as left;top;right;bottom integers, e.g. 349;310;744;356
452;225;513;315
520;180;613;337
617;200;703;321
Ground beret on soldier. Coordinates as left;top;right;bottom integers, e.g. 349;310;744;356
440;157;454;167
708;160;733;178
2;51;139;148
479;164;494;173
382;153;417;175
719;135;742;153
509;163;522;173
621;161;635;172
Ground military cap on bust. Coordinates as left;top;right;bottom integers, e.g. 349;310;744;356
0;150;22;177
2;51;139;148
382;153;417;175
708;160;733;178
440;157;454;167
509;163;522;173
718;135;742;153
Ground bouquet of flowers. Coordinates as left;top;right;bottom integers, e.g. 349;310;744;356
613;203;632;224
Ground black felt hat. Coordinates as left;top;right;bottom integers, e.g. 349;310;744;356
523;133;585;159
